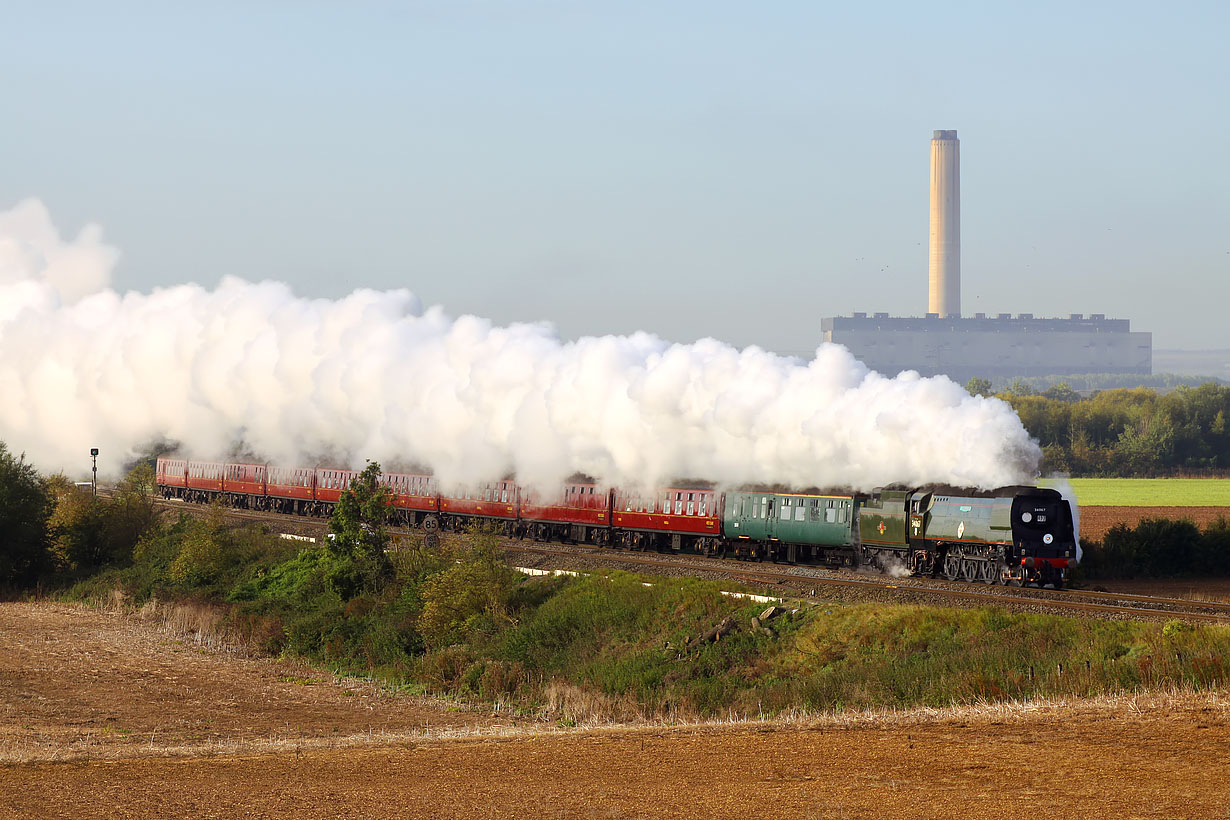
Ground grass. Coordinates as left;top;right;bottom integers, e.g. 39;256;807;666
53;517;1230;723
1040;477;1230;506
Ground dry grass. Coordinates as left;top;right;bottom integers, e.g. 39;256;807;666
5;686;1224;766
7;594;1227;766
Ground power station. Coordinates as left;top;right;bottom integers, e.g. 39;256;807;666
823;130;1152;383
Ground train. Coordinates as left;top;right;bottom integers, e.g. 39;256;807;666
155;457;1076;588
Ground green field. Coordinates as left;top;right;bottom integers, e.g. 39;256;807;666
1039;478;1230;507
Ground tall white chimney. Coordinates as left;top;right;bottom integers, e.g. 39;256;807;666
928;130;960;318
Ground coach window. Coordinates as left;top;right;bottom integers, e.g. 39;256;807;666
686;495;695;515
796;504;806;521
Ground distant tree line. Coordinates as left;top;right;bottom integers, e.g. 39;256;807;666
967;380;1230;476
986;373;1226;394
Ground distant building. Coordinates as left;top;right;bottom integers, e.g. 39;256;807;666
822;313;1152;383
822;130;1153;383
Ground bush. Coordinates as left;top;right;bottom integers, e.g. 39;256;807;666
1079;516;1230;579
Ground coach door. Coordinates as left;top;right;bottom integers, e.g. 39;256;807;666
765;495;781;541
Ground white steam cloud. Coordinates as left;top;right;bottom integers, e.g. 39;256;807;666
1049;476;1083;562
0;199;1042;490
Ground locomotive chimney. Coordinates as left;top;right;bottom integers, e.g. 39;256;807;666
928;129;960;318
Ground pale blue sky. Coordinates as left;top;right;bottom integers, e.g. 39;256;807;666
3;1;1227;350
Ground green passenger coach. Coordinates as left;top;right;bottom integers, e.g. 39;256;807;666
722;490;857;564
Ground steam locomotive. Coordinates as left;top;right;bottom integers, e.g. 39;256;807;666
156;458;1075;587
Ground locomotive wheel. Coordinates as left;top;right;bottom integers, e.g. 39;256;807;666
979;561;995;584
943;555;961;581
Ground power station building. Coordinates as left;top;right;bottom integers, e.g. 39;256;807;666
824;130;1152;383
822;313;1152;384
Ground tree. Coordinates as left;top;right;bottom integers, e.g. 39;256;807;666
965;377;993;397
168;517;230;585
417;525;516;647
1042;382;1080;403
46;463;159;573
46;475;110;571
1003;379;1037;396
327;462;394;597
0;443;53;587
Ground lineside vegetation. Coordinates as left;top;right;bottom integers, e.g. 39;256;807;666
59;507;1230;720
3;447;1229;720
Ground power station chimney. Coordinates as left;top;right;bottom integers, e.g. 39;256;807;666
928;129;960;318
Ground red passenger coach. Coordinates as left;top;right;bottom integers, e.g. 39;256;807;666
381;472;440;526
156;458;188;497
314;468;356;505
185;461;225;502
612;486;722;552
266;465;315;514
439;480;519;530
223;462;266;507
519;483;612;543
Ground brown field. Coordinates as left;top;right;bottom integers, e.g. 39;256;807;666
1078;505;1230;541
3;601;1228;819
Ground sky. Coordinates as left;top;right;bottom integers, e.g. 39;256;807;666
2;1;1228;352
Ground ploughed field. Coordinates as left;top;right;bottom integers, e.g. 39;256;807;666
1079;505;1230;541
3;602;1228;819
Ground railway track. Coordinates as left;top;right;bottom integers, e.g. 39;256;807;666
149;495;1230;625
503;541;1230;625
